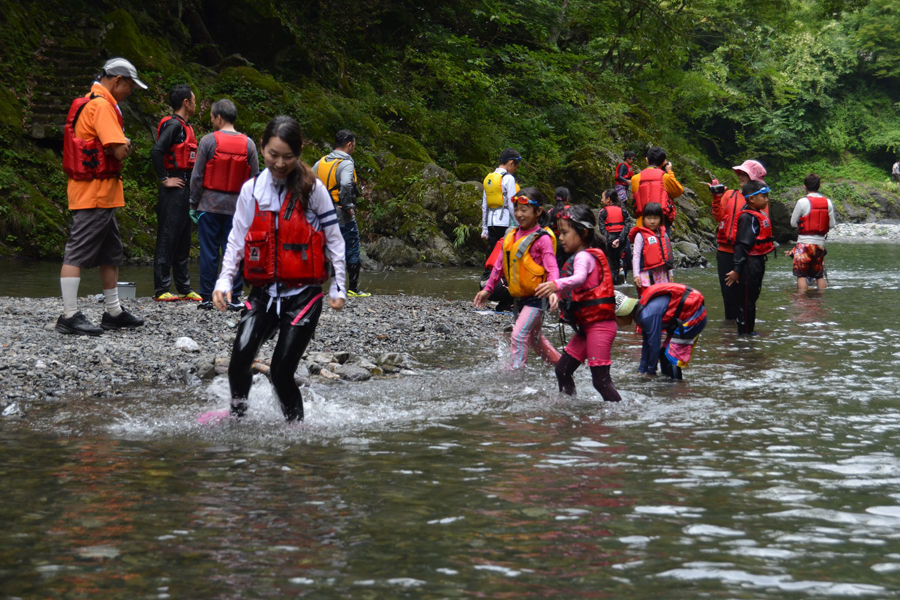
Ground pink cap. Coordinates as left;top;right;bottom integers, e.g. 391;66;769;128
732;159;767;182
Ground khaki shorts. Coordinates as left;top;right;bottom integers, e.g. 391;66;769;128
62;207;123;269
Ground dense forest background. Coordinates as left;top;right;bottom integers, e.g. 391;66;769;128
0;0;897;261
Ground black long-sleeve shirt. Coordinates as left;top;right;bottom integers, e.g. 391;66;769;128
615;162;632;186
597;205;634;248
732;211;762;274
150;115;190;181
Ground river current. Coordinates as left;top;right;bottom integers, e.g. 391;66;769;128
2;242;900;598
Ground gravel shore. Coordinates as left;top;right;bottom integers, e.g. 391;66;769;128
0;295;510;406
828;222;900;242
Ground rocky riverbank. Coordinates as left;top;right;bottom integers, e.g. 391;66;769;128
0;295;510;408
828;222;900;242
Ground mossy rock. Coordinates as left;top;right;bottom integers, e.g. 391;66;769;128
102;9;186;82
455;163;490;183
373;159;453;202
563;157;613;205
379;132;431;164
295;88;343;144
216;67;285;98
0;87;23;132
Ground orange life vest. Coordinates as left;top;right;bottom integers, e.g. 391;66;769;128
602;205;626;234
638;284;706;332
739;208;775;256
634;168;675;220
156;116;197;171
798;196;830;236
62;94;124;181
629;226;673;271
558;248;616;326
243;185;329;288
203;131;251;193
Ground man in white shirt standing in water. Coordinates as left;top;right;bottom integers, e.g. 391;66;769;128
892;159;900;189
788;173;836;291
481;148;521;277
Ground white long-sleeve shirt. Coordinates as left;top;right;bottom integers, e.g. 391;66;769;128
481;167;517;233
790;193;836;246
215;168;347;300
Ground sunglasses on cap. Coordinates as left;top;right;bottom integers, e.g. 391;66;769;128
744;186;770;198
513;194;540;206
557;209;594;230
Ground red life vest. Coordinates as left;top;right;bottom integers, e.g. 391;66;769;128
156;116;197;171
602;205;626;234
634;168;675;221
62;94;124;181
558;248;616;326
243;186;329;288
798;196;830;236
718;189;773;246
485;239;503;269
615;162;634;183
638;284;706;332
629;226;673;270
717;190;744;246
203;131;252;193
740;208;775;256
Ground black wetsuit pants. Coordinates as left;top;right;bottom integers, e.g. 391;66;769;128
154;182;193;297
228;286;324;421
736;256;766;335
716;250;739;320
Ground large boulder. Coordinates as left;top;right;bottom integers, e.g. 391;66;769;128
379;132;432;163
366;237;419;267
456;163;490;183
562;147;618;203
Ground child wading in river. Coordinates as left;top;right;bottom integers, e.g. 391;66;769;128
628;202;674;295
598;187;633;284
475;187;561;368
535;205;621;402
725;180;775;335
615;285;707;379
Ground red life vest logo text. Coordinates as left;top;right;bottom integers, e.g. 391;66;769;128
648;236;658;244
249;247;260;261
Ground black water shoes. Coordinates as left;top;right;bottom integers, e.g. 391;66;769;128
100;309;145;330
56;311;103;336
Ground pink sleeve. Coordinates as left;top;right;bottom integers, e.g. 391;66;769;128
555;251;594;292
632;234;644;274
483;250;504;294
530;235;559;281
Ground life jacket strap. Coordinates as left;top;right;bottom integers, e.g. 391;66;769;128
283;243;309;260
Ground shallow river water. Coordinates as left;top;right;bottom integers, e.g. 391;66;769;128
3;242;900;598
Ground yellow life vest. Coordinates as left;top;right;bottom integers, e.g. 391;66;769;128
316;156;357;204
502;227;557;297
483;171;509;209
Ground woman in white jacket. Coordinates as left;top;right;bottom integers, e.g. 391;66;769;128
213;116;346;421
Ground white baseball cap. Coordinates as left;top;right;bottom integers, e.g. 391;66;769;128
101;58;148;90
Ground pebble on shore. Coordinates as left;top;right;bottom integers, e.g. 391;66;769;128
0;295;511;406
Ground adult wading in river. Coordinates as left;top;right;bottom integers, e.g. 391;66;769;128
708;159;768;320
56;58;147;336
190;99;259;309
213;116;346;422
151;84;200;302
313;130;369;297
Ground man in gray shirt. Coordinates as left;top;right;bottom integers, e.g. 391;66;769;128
189;99;259;308
313;130;369;297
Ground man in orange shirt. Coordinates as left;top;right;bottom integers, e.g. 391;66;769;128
57;58;147;336
630;146;683;228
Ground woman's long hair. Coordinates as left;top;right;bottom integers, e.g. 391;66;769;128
261;116;317;209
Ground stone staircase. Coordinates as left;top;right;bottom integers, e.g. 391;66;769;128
26;41;104;140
